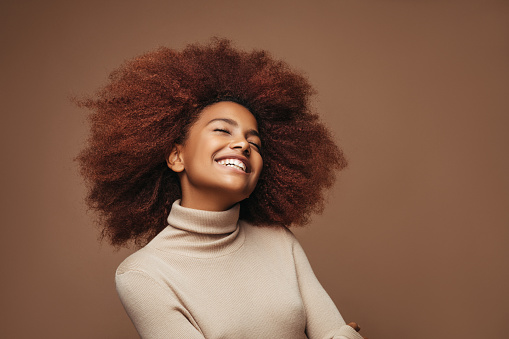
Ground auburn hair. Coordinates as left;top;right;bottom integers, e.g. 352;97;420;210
77;38;347;247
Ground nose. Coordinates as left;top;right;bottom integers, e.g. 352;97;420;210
229;137;250;155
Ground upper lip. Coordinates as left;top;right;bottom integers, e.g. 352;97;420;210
215;154;251;173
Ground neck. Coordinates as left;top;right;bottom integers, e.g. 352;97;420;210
180;195;237;211
179;182;244;211
177;172;248;211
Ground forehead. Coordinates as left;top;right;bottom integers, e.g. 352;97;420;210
195;101;258;129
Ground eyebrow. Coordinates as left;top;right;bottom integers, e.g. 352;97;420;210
207;118;260;138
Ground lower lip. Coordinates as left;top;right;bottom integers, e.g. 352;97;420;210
215;161;248;174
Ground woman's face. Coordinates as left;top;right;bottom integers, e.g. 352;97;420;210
167;101;263;211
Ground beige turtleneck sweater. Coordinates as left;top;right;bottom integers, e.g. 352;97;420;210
116;201;363;339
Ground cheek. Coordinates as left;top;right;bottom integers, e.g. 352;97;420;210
251;157;263;181
183;138;211;164
256;154;263;171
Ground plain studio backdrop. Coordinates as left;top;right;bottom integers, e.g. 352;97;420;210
1;1;507;338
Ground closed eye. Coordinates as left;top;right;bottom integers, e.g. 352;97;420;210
249;142;261;151
214;128;231;134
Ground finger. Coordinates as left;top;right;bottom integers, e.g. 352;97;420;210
348;322;360;332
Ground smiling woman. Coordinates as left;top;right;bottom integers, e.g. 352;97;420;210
77;38;365;339
167;102;263;211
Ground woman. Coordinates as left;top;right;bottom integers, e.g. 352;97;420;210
78;38;366;339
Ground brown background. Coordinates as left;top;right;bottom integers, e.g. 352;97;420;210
1;0;507;338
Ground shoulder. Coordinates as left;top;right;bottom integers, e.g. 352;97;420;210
242;220;297;238
114;246;175;298
241;220;284;234
116;226;175;276
240;221;301;251
115;246;161;282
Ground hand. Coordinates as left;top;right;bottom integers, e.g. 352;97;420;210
348;322;368;339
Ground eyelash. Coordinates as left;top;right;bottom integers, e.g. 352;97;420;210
214;128;261;151
250;142;261;151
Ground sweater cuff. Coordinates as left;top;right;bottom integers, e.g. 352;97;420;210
333;324;364;339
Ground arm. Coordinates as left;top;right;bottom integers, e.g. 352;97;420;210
290;233;365;339
115;270;205;339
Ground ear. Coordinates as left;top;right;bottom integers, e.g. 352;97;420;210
166;145;185;173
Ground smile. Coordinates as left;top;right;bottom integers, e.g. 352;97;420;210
216;158;247;172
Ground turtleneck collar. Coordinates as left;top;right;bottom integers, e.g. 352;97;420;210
147;200;245;258
168;200;240;234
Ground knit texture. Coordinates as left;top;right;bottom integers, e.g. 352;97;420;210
116;200;363;339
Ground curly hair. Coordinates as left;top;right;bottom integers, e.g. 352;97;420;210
77;38;347;248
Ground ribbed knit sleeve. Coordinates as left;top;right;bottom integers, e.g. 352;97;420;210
115;269;205;339
289;231;364;339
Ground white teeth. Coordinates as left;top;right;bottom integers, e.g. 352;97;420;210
217;158;247;172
